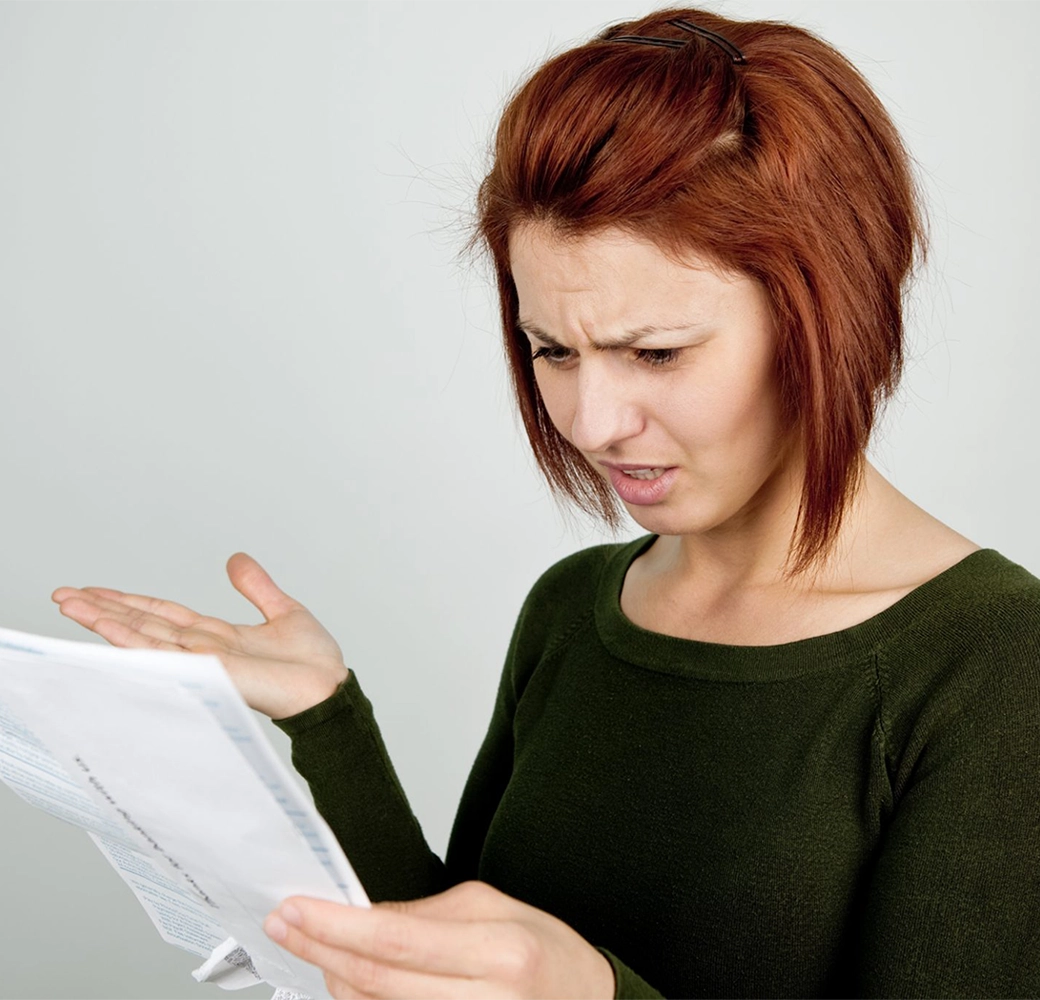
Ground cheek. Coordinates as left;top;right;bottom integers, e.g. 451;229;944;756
659;379;738;441
664;369;781;452
721;380;791;466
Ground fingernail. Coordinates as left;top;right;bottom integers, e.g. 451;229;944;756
280;903;303;927
264;914;288;942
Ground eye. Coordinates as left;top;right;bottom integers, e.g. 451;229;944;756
531;345;575;367
634;347;682;368
531;345;684;369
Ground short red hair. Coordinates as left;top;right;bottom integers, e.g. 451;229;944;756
476;7;926;576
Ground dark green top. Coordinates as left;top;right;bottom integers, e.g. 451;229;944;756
275;536;1040;998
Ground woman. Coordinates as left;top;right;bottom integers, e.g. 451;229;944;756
53;8;1040;998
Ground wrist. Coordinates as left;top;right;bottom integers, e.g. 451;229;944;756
271;665;350;721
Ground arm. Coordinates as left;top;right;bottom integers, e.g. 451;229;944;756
273;674;451;902
268;570;536;901
272;570;539;900
860;633;1040;996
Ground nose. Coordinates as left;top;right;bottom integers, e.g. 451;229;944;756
568;362;644;455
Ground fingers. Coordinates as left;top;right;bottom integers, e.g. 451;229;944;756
53;553;302;635
53;589;206;651
52;594;185;652
268;897;504;979
264;909;487;1000
268;887;613;1000
226;553;300;622
67;588;201;628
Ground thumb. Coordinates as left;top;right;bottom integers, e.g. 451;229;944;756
226;553;300;622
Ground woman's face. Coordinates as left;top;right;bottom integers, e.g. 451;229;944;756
509;223;802;541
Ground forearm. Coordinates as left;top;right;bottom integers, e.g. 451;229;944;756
274;673;449;902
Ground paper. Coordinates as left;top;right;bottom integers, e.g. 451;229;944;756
0;626;370;997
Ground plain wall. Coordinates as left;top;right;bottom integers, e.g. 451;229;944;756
1;2;1037;996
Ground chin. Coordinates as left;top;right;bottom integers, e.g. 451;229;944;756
621;500;715;538
619;479;757;539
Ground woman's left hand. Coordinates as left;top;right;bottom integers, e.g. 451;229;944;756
263;880;616;999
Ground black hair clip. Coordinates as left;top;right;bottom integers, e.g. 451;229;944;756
610;35;685;50
667;19;746;64
605;20;746;65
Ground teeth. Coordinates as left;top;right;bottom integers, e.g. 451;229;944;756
622;468;665;480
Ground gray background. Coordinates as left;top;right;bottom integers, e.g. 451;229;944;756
1;1;1037;996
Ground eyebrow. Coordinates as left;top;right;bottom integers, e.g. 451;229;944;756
516;319;706;350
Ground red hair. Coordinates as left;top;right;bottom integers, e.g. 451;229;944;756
475;7;926;576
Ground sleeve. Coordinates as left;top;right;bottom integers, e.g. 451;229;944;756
859;625;1040;997
271;566;547;902
441;612;524;883
272;673;450;902
271;583;536;902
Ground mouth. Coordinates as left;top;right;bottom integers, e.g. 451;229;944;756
599;462;679;506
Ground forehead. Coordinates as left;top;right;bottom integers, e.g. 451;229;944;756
509;222;724;281
508;223;747;322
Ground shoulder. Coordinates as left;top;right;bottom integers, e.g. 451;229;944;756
891;548;1040;657
878;548;1040;748
502;536;649;687
515;537;642;636
522;540;628;610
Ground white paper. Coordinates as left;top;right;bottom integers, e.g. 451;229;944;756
91;832;230;959
0;626;370;997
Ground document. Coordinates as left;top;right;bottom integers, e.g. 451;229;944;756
0;626;370;998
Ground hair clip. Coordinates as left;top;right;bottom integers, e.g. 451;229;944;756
609;35;686;50
666;19;746;64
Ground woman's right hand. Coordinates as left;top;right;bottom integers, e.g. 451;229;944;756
52;553;348;720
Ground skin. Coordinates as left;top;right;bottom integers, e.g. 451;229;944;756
50;222;976;999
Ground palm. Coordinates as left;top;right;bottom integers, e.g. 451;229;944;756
52;553;349;719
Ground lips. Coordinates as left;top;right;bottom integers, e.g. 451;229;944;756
601;463;679;506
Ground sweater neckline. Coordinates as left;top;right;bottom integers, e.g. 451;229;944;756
594;534;1003;681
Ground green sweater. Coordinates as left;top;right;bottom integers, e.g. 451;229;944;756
275;536;1040;998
